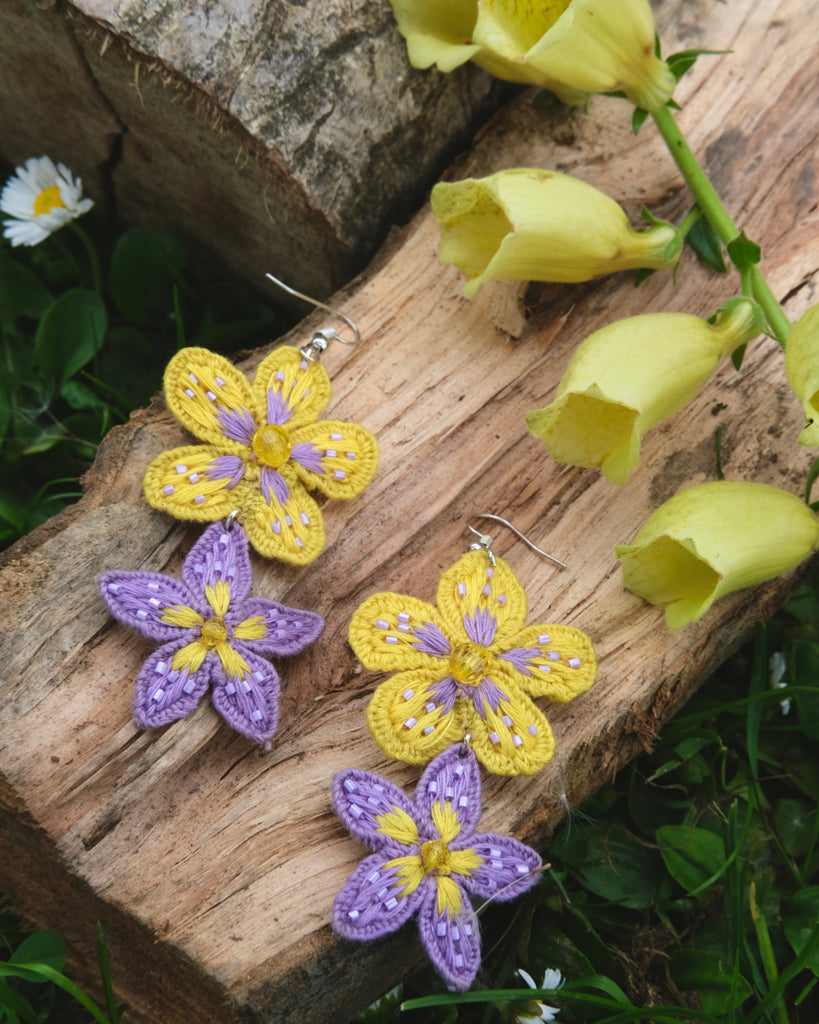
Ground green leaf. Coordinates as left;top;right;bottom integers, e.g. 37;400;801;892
805;456;819;505
656;825;725;894
632;107;649;135
34;288;107;386
774;798;816;858
726;231;762;271
9;930;64;977
687;217;726;273
0;979;36;1023
731;343;747;371
0;251;53;329
670;948;752;1014
783;888;819;975
60;379;107;411
109;228;188;325
666;48;732;82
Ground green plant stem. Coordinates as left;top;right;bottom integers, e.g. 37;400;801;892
650;105;791;346
749;882;790;1024
69;220;103;297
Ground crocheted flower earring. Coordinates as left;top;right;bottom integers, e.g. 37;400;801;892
331;516;597;989
99;277;378;747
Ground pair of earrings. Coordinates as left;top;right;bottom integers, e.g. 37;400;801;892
96;279;598;990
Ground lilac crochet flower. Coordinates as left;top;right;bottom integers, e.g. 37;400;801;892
332;745;542;990
99;521;323;746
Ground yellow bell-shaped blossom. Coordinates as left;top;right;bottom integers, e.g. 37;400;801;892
615;481;819;629
432;168;680;298
388;0;675;112
784;304;819;446
526;300;760;484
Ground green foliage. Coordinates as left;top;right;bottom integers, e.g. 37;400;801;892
688;217;727;274
378;567;819;1023
0;196;292;550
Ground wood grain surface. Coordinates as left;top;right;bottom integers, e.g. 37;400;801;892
1;1;818;1021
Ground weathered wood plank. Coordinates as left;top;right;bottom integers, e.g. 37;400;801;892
2;0;818;1021
0;0;500;297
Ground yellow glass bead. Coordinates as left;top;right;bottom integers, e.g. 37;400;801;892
448;642;489;685
252;425;292;468
421;839;451;875
199;617;228;648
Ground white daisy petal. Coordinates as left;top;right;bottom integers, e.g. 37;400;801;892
0;155;93;247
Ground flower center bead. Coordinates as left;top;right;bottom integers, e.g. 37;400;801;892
448;642;490;685
33;186;66;217
199;617;228;648
252;425;292;468
420;839;451;875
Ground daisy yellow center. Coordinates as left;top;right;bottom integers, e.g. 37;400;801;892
199;616;228;648
421;839;451;875
448;642;490;685
252;425;292;468
34;186;66;217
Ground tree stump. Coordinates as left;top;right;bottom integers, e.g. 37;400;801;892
1;1;818;1022
0;0;500;297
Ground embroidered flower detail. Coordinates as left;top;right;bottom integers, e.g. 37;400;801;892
143;346;379;564
332;745;542;991
98;521;324;745
1;156;93;247
516;967;563;1022
349;550;596;775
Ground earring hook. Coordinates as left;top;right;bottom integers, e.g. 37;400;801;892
466;513;567;570
265;272;361;361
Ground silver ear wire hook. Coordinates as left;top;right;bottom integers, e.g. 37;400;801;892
264;272;361;361
466;513;567;569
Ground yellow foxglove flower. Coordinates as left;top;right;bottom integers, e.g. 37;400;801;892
526;300;760;484
615;481;819;629
784;304;819;446
388;0;675;111
432;168;679;298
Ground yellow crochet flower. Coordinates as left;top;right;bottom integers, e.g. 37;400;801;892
785;304;819;446
350;550;596;775
527;301;760;484
389;0;676;112
143;346;378;564
616;481;819;629
431;169;680;298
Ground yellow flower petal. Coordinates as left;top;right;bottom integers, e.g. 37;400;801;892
616;481;819;629
388;0;481;72
349;593;450;672
143;444;242;523
448;848;484;877
215;641;250;679
436;550;528;646
436;875;463;917
251;345;332;431
383;855;425;898
242;474;326;565
234;615;267;641
160;605;204;629
507;623;597;701
163;347;257;452
527;304;760;483
431;801;462;844
432;169;679;298
366;667;466;766
171;640;208;674
785;304;819;446
289;420;379;499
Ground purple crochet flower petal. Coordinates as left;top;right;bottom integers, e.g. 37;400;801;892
99;570;195;641
211;647;280;745
463;608;497;646
290;441;324;474
414;746;482;841
417;894;481;991
203;454;246;490
460;835;542;904
216;405;256;444
333;768;417;851
266;388;292;426
133;641;213;728
234;597;324;656
333;852;426;941
497;647;541;675
260;466;290;506
182;521;253;607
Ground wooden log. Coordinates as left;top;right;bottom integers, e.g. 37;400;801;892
0;0;500;297
1;0;818;1021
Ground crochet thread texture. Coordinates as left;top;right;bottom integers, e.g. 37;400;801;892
99;521;324;745
332;745;542;990
350;550;596;775
143;345;378;564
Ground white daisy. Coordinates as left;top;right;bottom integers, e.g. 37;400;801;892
1;156;93;247
516;967;563;1022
